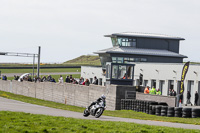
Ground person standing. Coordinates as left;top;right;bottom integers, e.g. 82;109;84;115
156;88;161;95
172;89;176;96
144;86;150;94
195;91;199;106
92;76;98;85
187;91;191;104
149;86;156;95
58;75;63;83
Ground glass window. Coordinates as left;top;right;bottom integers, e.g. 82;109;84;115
130;58;134;62
127;66;133;79
141;58;147;62
106;64;111;79
118;65;126;79
117;38;136;47
111;37;118;46
112;65;118;79
117;57;123;63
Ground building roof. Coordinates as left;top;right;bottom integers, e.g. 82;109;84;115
104;32;185;40
94;46;187;58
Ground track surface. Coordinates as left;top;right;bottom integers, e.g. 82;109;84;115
0;97;200;130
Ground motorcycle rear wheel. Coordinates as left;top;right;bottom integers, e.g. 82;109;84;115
95;108;104;118
83;109;90;117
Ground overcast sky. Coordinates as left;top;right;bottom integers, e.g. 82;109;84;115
0;0;200;63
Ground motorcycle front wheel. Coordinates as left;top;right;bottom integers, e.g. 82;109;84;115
83;109;90;117
95;108;104;118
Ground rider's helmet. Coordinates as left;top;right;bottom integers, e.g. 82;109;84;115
101;94;106;99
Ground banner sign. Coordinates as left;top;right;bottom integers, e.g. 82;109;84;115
180;62;190;94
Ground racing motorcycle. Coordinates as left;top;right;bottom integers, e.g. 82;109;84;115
83;101;105;118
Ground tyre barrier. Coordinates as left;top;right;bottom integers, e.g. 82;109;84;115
155;105;162;116
192;108;200;118
167;107;174;117
174;107;182;117
161;106;168;116
120;99;198;118
182;108;192;118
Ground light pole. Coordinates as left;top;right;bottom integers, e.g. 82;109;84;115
0;46;41;79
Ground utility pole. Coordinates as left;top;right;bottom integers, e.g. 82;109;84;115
37;46;41;77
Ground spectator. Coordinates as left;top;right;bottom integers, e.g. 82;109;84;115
149;86;156;95
169;89;173;96
65;76;70;83
92;76;98;85
144;86;150;94
172;89;176;96
187;91;191;105
41;76;47;82
69;75;73;83
156;88;161;95
73;79;78;84
14;75;19;80
83;79;90;86
47;75;52;81
79;77;84;85
50;78;56;83
58;75;63;83
195;91;199;106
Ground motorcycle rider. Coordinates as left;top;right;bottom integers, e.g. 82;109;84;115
87;94;106;110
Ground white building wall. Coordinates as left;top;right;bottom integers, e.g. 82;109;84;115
81;66;106;86
81;63;200;105
134;63;200;105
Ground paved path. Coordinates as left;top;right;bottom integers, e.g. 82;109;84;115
0;97;200;130
2;72;81;77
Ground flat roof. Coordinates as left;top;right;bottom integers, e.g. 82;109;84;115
104;32;185;40
94;47;187;58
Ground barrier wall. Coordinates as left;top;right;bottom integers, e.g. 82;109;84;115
136;92;176;107
0;80;176;109
0;80;135;110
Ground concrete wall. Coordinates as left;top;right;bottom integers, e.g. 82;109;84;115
136;92;176;107
0;80;135;110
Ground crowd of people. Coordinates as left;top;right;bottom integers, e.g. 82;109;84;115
11;74;99;87
144;86;161;95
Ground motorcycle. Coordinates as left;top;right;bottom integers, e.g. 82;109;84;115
83;101;105;118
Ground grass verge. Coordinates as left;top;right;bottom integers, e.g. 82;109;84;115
0;68;81;74
1;90;200;125
0;111;199;133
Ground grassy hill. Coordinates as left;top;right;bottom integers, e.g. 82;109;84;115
64;55;101;66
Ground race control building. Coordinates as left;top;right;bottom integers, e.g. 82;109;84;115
81;32;200;105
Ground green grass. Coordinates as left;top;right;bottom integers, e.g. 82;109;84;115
0;68;81;74
1;91;200;126
0;111;199;133
64;55;101;66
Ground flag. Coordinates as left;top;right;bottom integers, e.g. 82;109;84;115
180;62;190;94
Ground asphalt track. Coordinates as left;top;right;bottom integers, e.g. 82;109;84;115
0;97;200;130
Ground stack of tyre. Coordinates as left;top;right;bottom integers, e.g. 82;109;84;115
167;107;174;117
120;99;200;119
192;108;200;118
174;107;182;117
182;108;192;118
161;106;168;116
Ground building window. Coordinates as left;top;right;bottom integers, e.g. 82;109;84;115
111;37;118;46
118;65;126;79
112;65;118;79
127;66;133;79
112;57;147;63
117;38;136;47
